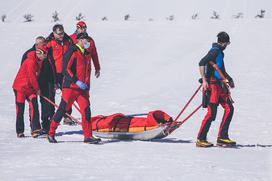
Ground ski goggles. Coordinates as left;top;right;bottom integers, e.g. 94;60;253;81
36;49;47;55
77;25;87;30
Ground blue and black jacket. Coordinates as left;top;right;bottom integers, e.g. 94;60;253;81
199;43;227;81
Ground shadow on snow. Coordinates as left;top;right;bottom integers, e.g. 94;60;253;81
54;131;271;147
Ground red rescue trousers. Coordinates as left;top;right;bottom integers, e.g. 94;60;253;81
48;88;92;139
14;90;41;134
197;82;234;140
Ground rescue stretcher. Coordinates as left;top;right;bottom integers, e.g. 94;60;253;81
91;110;175;141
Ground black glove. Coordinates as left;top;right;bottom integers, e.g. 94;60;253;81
202;89;210;108
227;77;235;88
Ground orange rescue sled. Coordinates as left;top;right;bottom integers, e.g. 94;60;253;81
92;110;174;140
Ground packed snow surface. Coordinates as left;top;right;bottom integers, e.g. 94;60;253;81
0;0;271;180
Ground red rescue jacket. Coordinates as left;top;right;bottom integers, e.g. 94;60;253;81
13;52;43;95
70;33;101;71
21;46;56;84
47;33;73;74
62;44;91;90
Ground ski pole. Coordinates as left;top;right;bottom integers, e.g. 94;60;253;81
41;95;82;125
173;84;202;122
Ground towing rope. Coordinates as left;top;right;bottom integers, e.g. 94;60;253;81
174;84;202;122
41;95;82;125
160;84;202;134
43;84;203;134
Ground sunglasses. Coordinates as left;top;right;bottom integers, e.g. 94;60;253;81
55;31;64;36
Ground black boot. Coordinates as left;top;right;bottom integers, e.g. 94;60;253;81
47;135;57;143
31;129;41;138
17;133;25;138
41;119;50;134
84;137;101;144
63;117;77;126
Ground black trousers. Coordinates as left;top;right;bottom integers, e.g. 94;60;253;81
39;82;55;132
56;73;72;118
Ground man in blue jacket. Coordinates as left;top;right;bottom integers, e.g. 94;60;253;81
197;32;236;147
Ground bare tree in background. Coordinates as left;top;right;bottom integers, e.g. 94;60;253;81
23;14;34;22
192;13;198;20
255;10;265;18
166;15;174;21
233;12;243;19
102;17;108;21
124;14;130;21
211;11;220;19
52;11;60;22
76;13;84;21
1;14;7;22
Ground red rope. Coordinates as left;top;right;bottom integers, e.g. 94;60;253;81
41;96;82;125
73;102;81;113
176;104;202;126
173;84;202;122
209;61;234;103
162;104;202;127
161;104;202;135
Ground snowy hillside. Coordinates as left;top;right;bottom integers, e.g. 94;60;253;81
0;0;272;181
1;0;272;22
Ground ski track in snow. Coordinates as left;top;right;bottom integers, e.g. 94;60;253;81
0;0;272;180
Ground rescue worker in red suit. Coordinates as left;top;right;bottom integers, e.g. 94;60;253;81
21;36;55;134
196;32;236;147
13;45;48;138
46;24;75;125
70;21;101;79
47;33;101;144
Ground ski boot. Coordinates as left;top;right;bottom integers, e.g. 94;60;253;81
217;138;236;147
17;133;25;138
93;136;102;142
63;117;77;126
196;139;214;148
40;129;48;135
31;129;41;138
37;129;48;138
47;135;57;143
84;137;101;144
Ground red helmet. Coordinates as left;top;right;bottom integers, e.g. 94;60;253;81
77;21;87;29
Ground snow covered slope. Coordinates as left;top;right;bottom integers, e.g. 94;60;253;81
0;0;271;181
1;0;272;22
